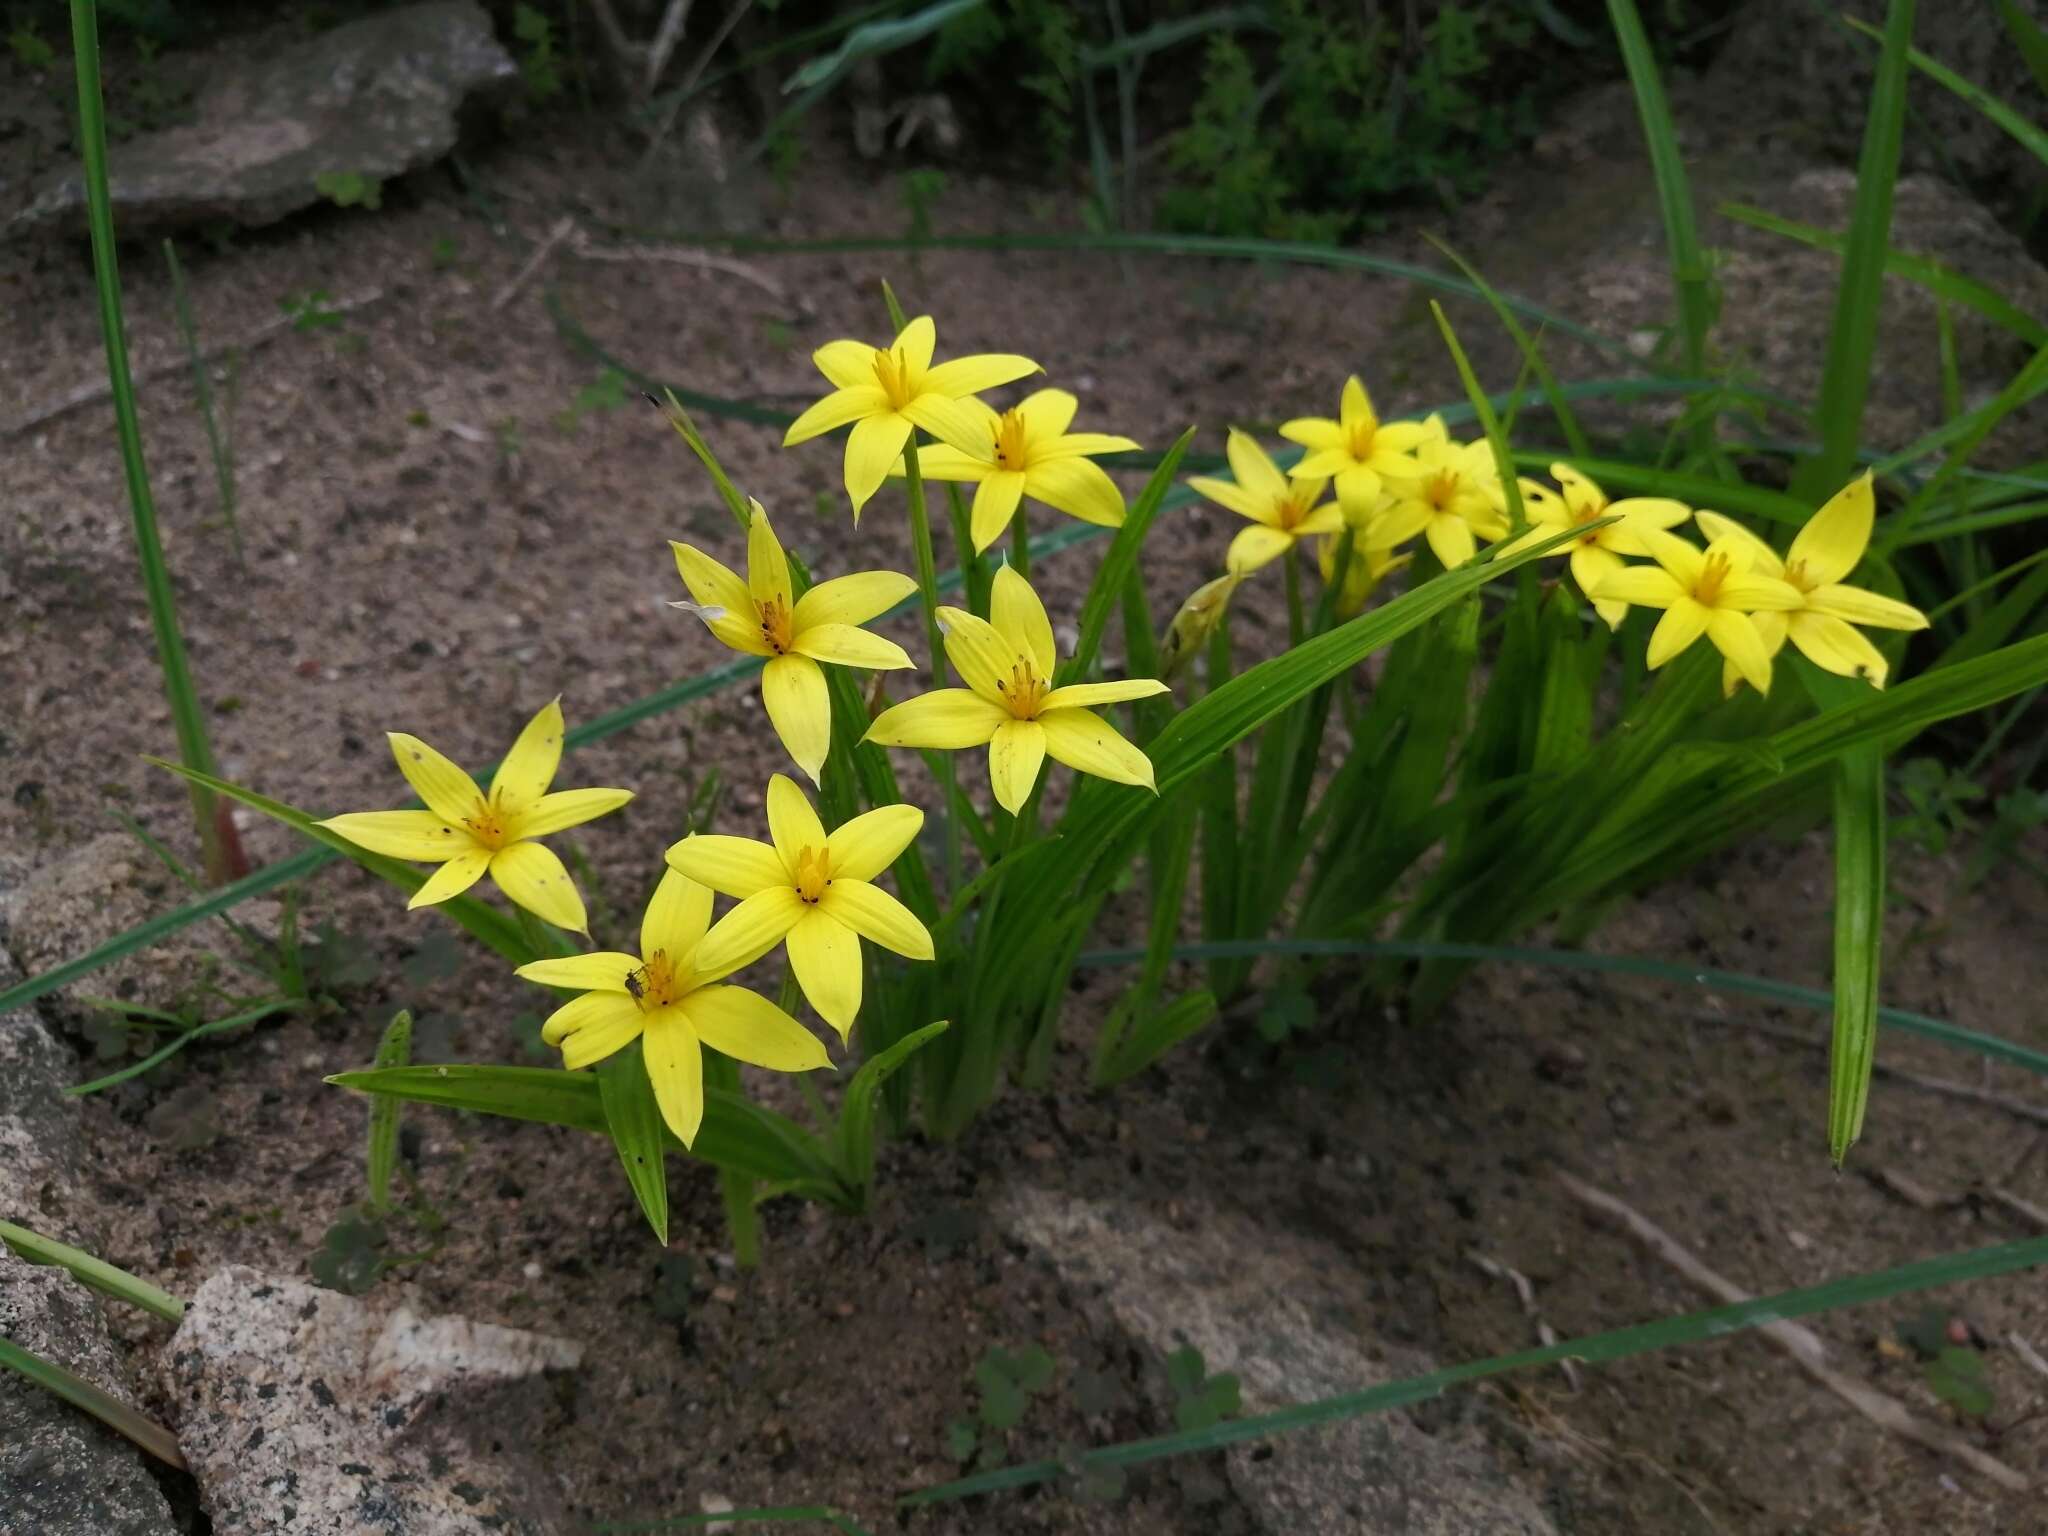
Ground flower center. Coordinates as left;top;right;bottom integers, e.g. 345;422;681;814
871;345;916;410
626;948;682;1012
991;408;1031;471
1346;417;1378;461
757;594;795;654
793;846;833;904
1695;550;1734;606
1782;557;1817;594
1426;471;1460;511
993;655;1050;720
461;795;511;850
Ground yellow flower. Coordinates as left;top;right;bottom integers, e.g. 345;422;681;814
667;775;932;1038
514;869;829;1147
1492;463;1692;629
865;565;1168;813
781;314;1039;518
1316;536;1410;619
1590;529;1805;694
319;699;628;933
1367;439;1509;568
1278;375;1431;522
1188;430;1344;575
671;502;916;784
1694;474;1928;695
907;388;1140;553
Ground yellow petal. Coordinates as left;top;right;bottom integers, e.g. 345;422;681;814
1039;708;1155;791
670;542;770;655
1187;475;1267;522
489;698;564;816
791;623;914;671
786;908;863;1037
990;564;1056;677
969;472;1028;553
1789;610;1890;686
1706;609;1774;695
1225;429;1289;502
681;985;830;1072
1567;543;1623;607
387;733;484;824
783;385;887;446
761;654;832;784
1718;574;1806;612
813;338;878;390
1638;529;1708;589
1331;465;1381;523
894;314;937;376
541;987;632;1045
1296;503;1346;537
1645;600;1711;669
865;688;1007;749
1293;447;1357;479
406;846;492;908
1425;514;1478;570
910;444;996;483
1552;462;1608;520
792;570;917;631
934;607;1011;696
766;772;828;870
515;951;643;992
844;412;914;514
640;1011;705;1146
1362;500;1431;552
1226;523;1294;574
1042;431;1140;460
747;504;792;611
1805;582;1928;630
987;718;1047;814
901;393;990;456
922;352;1041;398
1788;472;1874;588
1339;375;1373;429
1015;387;1079;440
513;786;633;840
824;803;924;882
1589;564;1686;609
1040;678;1169;711
1277;416;1344;452
489;840;588;933
663;833;787;898
642;867;713;968
1024;457;1125;529
693;885;806;979
319;809;470;862
543;990;644;1064
819;880;934;960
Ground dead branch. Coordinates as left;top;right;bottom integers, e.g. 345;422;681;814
2011;1333;2048;1382
566;230;794;309
490;216;578;312
1467;1249;1580;1390
1557;1170;2031;1492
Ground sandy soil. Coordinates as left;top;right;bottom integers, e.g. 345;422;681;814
3;63;2048;1536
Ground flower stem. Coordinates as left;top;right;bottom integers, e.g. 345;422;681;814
1283;544;1306;648
902;435;962;895
1010;504;1031;580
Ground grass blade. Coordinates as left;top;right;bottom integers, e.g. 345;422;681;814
365;1010;412;1210
0;1221;185;1324
0;1336;187;1470
598;1041;671;1244
67;997;304;1095
1848;14;2048;167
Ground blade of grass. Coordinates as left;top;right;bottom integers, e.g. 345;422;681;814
67;997;305;1095
1426;234;1591;460
0;1336;187;1470
364;1010;412;1211
69;0;227;884
164;239;241;562
1847;14;2048;167
0;1220;186;1324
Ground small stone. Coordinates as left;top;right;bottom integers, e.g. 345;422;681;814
1534;1042;1586;1085
700;1493;735;1534
712;1285;738;1303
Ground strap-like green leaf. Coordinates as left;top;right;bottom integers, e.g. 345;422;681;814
365;1010;412;1210
599;1042;671;1243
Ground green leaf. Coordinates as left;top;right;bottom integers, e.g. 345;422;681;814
0;1220;185;1324
598;1041;671;1244
365;1009;412;1210
1849;14;2048;169
1927;1346;1994;1418
1431;302;1525;529
1061;428;1195;685
781;0;984;93
837;1020;949;1194
1095;991;1219;1087
1998;0;2048;95
0;1336;186;1470
68;997;304;1095
1426;235;1591;460
1828;720;1886;1166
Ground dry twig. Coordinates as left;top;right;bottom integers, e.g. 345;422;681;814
490;216;578;313
2011;1333;2048;1382
1557;1170;2031;1492
1466;1249;1580;1390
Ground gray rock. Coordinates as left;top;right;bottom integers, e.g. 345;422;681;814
996;1186;1556;1536
0;1252;180;1536
167;1266;583;1535
10;2;515;240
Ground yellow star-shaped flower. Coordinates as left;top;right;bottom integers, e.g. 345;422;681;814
1188;430;1343;575
1493;463;1692;629
1278;375;1431;523
1590;530;1804;694
907;388;1140;552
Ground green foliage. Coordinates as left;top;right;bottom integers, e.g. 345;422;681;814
279;288;344;331
8;19;55;68
314;171;383;211
1163;1345;1240;1432
899;167;947;242
929;0;1080;160
513;2;564;102
948;1344;1057;1467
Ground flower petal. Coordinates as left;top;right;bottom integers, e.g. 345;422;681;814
894;315;936;376
1788;473;1874;587
1277;416;1344;452
766;772;828;871
1039;708;1156;791
865;689;1007;749
1187;475;1267;522
991;564;1056;676
489;841;588;933
1015;387;1079;440
934;607;1012;696
671;542;770;655
1331;465;1381;523
682;985;830;1072
819;880;934;960
1225;429;1289;501
969;471;1028;553
813;338;878;390
1568;543;1623;609
1718;575;1806;612
642;867;713;967
747;505;793;611
694;885;806;980
910;444;996;483
787;908;863;1037
406;846;492;908
640;1012;705;1146
783;386;887;447
761;654;832;784
1293;447;1358;479
664;833;788;899
1638;529;1706;589
825;803;925;882
1340;375;1373;429
987;717;1047;814
516;787;634;840
1425;514;1479;569
1706;609;1774;695
1024;457;1125;529
515;951;644;992
1788;610;1890;686
1226;523;1295;574
1590;565;1687;609
1040;431;1141;460
792;569;917;630
922;352;1041;399
542;989;644;1062
844;411;914;515
319;809;470;862
1040;678;1170;711
1296;503;1347;537
791;623;914;671
388;733;484;824
1805;582;1928;630
490;698;564;816
1645;599;1710;669
901;393;991;456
